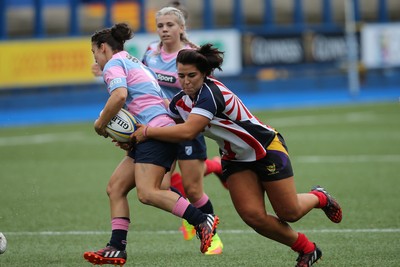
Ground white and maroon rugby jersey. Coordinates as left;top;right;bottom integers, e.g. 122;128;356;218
168;77;276;162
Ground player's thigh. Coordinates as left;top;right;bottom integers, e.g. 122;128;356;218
177;135;207;187
179;159;204;185
263;176;299;215
179;159;205;200
134;163;174;206
134;163;166;193
227;170;266;217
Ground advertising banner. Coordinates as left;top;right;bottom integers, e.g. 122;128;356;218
0;38;94;88
361;23;400;68
0;29;241;89
242;32;349;66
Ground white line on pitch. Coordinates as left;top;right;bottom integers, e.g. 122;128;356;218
295;155;400;163
4;228;400;236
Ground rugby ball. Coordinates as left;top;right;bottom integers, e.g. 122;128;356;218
104;108;137;142
0;232;6;254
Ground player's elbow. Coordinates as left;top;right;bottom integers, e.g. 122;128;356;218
115;94;126;105
111;88;128;104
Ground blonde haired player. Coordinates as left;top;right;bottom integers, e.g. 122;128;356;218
141;6;224;255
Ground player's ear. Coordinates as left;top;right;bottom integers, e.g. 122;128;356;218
100;43;106;52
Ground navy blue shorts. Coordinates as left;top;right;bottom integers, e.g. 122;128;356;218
221;133;294;182
177;133;207;160
128;139;178;172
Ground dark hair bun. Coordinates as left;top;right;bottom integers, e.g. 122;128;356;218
111;23;134;43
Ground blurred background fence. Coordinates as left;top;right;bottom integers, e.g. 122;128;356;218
0;0;399;127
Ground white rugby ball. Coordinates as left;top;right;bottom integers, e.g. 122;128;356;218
105;108;137;142
0;232;7;254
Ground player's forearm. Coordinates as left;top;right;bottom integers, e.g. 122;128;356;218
99;89;127;127
146;124;198;142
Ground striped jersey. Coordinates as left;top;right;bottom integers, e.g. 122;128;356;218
168;77;276;162
142;45;191;101
103;51;173;127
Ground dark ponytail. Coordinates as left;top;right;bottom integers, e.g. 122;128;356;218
177;43;224;76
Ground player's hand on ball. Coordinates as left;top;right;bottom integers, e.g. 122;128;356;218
131;124;147;143
94;119;108;138
113;140;133;151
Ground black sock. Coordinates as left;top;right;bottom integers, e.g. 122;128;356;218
182;203;206;226
198;199;214;214
109;229;128;251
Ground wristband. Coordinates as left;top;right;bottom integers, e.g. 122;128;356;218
143;126;149;138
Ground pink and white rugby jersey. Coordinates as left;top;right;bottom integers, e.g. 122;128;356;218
142;45;192;101
103;51;173;127
169;77;276;162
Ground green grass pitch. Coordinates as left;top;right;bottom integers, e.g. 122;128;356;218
0;102;399;266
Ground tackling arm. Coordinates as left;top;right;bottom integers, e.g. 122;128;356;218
134;113;209;143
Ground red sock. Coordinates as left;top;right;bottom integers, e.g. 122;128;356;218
291;232;315;254
204;158;222;176
310;191;328;208
171;172;187;199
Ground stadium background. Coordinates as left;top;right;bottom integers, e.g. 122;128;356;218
0;0;399;127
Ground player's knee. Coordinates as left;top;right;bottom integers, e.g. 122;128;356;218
136;189;153;205
276;208;302;222
240;210;266;228
106;182;114;197
106;185;124;200
184;186;202;200
107;179;132;199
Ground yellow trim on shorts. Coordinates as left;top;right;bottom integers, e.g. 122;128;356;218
266;134;288;156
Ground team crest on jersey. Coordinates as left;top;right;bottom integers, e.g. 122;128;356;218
185;146;193;156
266;163;279;175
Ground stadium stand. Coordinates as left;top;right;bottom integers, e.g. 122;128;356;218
0;0;399;127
